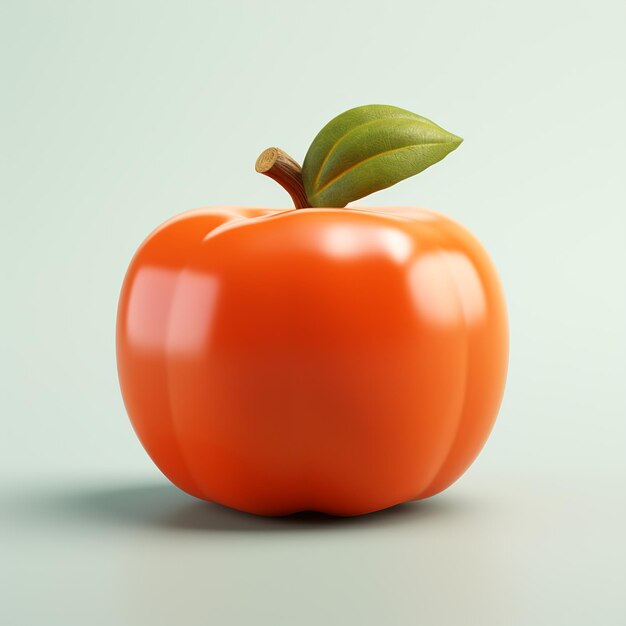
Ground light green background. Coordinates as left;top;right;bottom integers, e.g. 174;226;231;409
2;1;625;624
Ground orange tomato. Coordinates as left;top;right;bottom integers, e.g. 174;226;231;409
116;206;508;516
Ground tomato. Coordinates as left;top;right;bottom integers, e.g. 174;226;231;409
116;206;508;516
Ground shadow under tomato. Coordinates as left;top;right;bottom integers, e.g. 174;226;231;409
32;481;471;533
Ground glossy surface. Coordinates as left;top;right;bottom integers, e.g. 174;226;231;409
116;206;508;515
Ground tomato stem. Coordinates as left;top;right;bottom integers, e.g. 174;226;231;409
255;148;311;209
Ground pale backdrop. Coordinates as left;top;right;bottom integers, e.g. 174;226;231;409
2;1;625;624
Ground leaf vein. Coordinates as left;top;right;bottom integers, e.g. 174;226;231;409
311;115;419;190
312;142;451;199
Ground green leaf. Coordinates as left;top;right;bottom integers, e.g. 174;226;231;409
301;105;463;208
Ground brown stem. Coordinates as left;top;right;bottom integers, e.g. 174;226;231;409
255;147;311;209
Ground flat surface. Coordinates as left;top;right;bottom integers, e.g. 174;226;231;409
3;474;625;625
2;0;625;624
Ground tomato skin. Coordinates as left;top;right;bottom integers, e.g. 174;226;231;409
116;206;508;516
